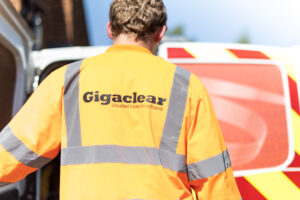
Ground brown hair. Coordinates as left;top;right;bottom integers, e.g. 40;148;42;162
109;0;167;40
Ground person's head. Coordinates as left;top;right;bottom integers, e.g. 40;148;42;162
107;0;167;51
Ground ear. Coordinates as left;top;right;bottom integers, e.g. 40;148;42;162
154;25;167;43
107;21;114;40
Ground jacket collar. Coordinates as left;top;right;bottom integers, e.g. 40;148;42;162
106;44;153;55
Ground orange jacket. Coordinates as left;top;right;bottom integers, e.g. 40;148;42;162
0;45;241;199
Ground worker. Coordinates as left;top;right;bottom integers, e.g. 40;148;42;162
0;0;241;199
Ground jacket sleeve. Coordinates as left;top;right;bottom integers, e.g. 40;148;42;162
186;83;241;200
0;67;66;186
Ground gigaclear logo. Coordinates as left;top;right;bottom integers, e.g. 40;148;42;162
83;91;167;106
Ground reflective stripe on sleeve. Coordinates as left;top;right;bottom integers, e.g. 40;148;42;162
0;182;9;187
159;66;190;153
64;60;83;147
61;145;187;172
0;126;52;168
187;149;231;181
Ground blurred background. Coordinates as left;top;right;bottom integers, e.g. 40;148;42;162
9;0;300;49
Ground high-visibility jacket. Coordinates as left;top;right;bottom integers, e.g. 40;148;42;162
0;45;241;199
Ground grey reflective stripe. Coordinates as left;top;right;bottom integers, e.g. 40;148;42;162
64;60;83;147
61;145;187;172
0;126;52;168
0;182;9;187
158;149;186;172
187;149;231;181
159;66;190;153
61;145;160;165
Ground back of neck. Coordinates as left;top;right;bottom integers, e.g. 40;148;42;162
113;33;156;53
